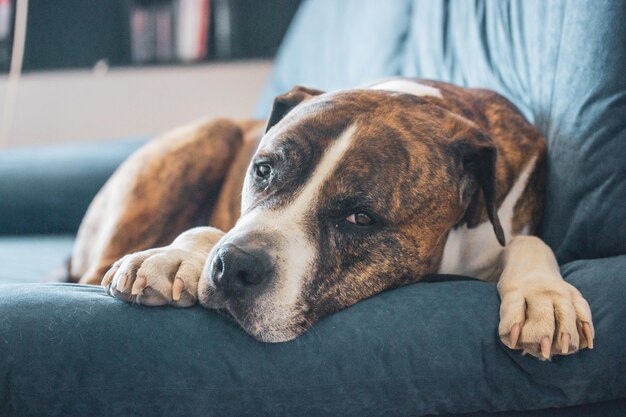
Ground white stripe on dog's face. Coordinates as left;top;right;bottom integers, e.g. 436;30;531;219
214;124;357;336
370;79;442;98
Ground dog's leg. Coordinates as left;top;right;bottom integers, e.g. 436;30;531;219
71;118;263;285
102;226;223;307
497;235;594;360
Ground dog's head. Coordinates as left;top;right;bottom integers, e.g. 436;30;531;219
198;85;504;342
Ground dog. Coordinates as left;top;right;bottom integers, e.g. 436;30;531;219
70;78;594;360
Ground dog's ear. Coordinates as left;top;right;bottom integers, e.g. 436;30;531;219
451;131;506;246
265;86;325;132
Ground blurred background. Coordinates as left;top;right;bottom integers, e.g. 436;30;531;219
0;0;301;148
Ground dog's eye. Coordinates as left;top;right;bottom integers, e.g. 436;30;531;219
346;212;374;226
254;163;272;179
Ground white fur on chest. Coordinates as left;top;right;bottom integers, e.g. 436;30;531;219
438;157;537;280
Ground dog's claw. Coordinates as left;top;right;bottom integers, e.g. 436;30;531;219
116;274;128;292
582;322;594;349
102;271;114;287
540;336;551;360
131;277;147;295
561;333;571;354
509;323;521;348
172;277;185;301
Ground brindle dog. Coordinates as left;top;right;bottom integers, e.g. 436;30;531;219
70;79;594;360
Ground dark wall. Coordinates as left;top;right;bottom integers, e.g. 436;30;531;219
23;1;131;71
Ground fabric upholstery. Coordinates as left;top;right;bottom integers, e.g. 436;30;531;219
0;139;145;236
257;0;626;265
1;256;625;416
0;235;74;284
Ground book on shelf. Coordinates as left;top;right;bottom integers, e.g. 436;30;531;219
155;2;174;61
0;0;12;70
129;0;209;65
175;0;209;62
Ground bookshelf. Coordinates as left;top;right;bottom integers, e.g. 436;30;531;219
1;0;301;72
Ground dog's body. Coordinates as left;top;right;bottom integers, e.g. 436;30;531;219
70;78;593;360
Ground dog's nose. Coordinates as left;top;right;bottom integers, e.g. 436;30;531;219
211;243;273;296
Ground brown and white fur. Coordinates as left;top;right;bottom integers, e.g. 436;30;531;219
70;78;594;360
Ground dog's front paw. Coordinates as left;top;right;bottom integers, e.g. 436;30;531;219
102;247;205;307
498;280;594;360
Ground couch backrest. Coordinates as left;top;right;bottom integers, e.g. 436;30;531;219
255;0;626;264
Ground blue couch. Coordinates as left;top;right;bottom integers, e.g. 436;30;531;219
1;1;625;416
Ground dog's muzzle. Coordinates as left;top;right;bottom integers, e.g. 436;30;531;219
199;223;310;343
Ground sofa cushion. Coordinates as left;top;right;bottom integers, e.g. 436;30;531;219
1;255;624;417
255;0;412;114
0;139;145;235
0;235;74;284
256;0;626;264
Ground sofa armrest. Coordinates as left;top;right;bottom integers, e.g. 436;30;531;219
0;139;146;235
1;255;625;416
